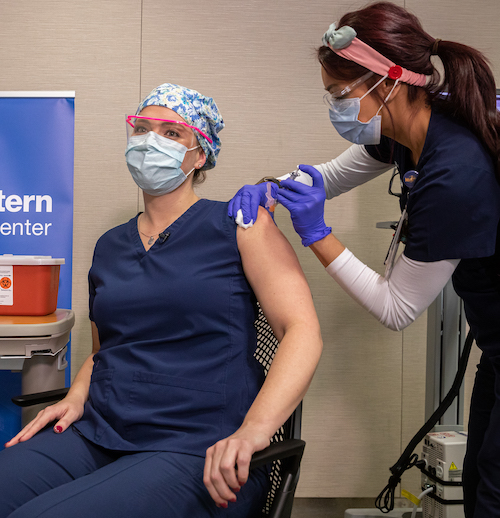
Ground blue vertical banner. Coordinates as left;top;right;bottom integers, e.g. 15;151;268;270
0;92;75;443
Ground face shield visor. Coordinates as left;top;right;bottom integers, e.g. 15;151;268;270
323;71;374;107
125;115;213;150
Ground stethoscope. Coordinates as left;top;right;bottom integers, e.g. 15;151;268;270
384;163;419;279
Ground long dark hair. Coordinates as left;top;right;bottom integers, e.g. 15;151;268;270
318;1;500;180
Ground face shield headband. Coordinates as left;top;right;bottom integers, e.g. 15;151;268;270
322;23;431;87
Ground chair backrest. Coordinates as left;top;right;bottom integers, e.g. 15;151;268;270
253;304;303;517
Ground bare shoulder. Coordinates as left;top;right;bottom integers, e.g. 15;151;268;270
236;207;308;296
237;207;294;255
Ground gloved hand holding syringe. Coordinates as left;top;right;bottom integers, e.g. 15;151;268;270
230;167;313;229
229;164;331;247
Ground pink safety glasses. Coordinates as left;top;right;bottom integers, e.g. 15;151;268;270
126;115;213;144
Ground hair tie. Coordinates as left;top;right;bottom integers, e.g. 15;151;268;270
431;39;441;56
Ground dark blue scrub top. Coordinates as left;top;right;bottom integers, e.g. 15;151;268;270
366;108;500;355
75;199;265;455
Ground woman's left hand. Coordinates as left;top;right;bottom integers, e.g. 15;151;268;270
278;164;332;247
203;426;270;508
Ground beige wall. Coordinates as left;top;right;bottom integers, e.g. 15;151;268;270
1;0;498;498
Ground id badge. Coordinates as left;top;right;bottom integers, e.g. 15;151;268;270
384;207;407;280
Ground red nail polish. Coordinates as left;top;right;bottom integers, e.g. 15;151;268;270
220;502;228;509
55;426;63;433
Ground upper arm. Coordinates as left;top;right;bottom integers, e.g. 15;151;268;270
236;207;319;340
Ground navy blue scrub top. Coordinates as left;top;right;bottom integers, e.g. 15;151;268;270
366;108;500;355
74;200;265;455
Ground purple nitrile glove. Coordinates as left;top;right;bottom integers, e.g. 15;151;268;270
277;164;331;246
228;182;278;227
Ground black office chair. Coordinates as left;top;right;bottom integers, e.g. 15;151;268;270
12;304;305;518
250;305;305;518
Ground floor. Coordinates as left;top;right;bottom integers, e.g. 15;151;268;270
290;498;415;518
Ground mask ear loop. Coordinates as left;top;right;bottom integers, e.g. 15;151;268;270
360;74;388;102
376;78;400;116
185;167;196;178
185;138;202;178
357;74;399;116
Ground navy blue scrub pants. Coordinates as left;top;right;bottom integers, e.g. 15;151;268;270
464;353;500;517
0;426;268;518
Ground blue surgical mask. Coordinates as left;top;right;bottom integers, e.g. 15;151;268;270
125;132;199;196
328;75;397;146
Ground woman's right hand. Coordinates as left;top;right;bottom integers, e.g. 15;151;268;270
4;393;85;448
228;183;278;227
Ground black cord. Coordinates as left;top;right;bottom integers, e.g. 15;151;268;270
375;454;424;512
375;328;475;513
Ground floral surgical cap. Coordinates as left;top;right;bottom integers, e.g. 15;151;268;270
136;83;224;170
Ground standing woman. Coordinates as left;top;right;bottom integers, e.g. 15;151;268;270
229;3;500;517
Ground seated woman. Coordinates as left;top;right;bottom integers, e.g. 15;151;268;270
0;83;323;518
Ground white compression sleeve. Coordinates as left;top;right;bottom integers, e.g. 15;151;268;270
314;145;392;199
326;250;460;331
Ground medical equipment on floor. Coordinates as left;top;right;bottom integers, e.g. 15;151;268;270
357;431;468;518
0;255;74;425
419;431;467;518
